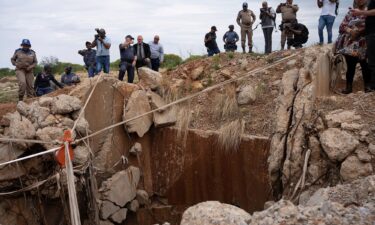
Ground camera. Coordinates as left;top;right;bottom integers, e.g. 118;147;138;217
94;28;104;40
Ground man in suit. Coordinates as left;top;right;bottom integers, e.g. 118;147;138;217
133;35;151;70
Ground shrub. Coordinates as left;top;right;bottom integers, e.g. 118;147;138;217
161;54;183;70
0;68;16;78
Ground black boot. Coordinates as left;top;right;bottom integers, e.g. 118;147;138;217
242;47;246;53
248;47;253;53
341;83;353;94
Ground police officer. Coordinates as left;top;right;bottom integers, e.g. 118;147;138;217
223;25;240;52
11;39;38;101
237;2;256;53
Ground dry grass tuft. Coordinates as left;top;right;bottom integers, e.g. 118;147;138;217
214;84;239;119
176;104;192;147
158;75;182;103
218;119;245;153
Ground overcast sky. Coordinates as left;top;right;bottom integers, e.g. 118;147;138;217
0;0;353;68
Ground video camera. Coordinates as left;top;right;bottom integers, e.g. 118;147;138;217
94;28;105;40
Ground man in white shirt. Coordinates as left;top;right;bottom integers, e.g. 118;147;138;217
91;28;111;73
317;0;339;44
149;35;164;72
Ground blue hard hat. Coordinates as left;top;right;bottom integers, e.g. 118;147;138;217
243;2;248;7
21;39;31;46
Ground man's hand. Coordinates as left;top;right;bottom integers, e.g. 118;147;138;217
351;9;364;16
26;65;34;71
98;37;104;43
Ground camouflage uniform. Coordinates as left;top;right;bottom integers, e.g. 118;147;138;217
11;48;38;100
237;9;256;51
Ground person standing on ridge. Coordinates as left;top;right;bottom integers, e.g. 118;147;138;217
91;28;111;74
78;41;97;77
149;35;164;72
276;0;299;50
260;1;276;54
237;2;256;53
351;0;375;92
317;0;339;45
223;25;240;52
119;35;137;83
204;26;220;56
11;39;38;101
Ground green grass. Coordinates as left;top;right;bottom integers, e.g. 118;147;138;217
0;68;16;79
0;90;17;103
161;54;183;70
183;54;205;64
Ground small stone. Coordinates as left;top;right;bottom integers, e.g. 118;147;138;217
369;144;375;155
264;201;275;209
325;110;361;128
237;85;256;105
340;156;373;182
129;142;142;155
360;131;370;137
191;66;204;80
136;190;149;206
110;208;127;224
100;200;120;220
128;199;140;212
341;123;364;131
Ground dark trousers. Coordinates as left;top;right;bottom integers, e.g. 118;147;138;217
207;47;220;56
135;58;151;70
151;58;160;72
119;61;135;83
344;55;371;89
262;27;273;54
367;34;375;89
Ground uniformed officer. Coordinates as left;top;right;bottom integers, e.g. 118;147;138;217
237;2;257;53
11;39;38;101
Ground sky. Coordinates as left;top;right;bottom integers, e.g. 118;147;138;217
0;0;353;68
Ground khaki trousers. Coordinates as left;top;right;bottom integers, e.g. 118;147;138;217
241;28;253;48
16;69;34;98
281;26;294;50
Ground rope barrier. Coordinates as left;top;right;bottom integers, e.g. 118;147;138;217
71;73;104;135
0;147;60;168
0;137;56;145
75;53;298;143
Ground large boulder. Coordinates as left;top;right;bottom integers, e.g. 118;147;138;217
73;146;90;165
51;94;82;114
340;156;373;182
181;201;251;225
237;85;256;105
0;144;26;182
7;112;36;150
319;128;359;162
123;90;153;137
99;166;140;207
147;91;177;127
27;102;50;127
137;67;162;91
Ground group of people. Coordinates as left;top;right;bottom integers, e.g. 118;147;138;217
9;0;375;101
77;28;164;83
10;39;80;100
205;0;309;55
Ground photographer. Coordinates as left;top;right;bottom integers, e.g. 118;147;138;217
276;0;299;50
260;1;276;54
91;28;111;74
223;25;239;52
317;0;339;45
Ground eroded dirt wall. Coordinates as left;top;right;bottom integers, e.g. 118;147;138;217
150;128;271;213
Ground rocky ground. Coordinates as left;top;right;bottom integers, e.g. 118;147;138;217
0;44;374;225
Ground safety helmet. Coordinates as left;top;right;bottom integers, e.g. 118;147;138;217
243;2;248;7
21;39;31;46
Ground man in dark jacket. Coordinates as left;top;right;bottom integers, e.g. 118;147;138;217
78;41;96;77
34;65;63;96
205;26;220;56
119;35;137;83
133;35;151;70
223;25;239;52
